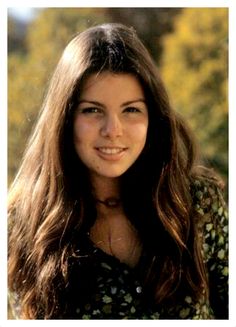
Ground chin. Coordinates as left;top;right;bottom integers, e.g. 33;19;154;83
100;173;125;179
94;168;129;179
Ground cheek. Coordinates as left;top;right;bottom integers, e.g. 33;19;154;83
129;122;148;146
73;119;94;144
73;122;91;162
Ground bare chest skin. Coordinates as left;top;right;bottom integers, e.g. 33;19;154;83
89;208;142;268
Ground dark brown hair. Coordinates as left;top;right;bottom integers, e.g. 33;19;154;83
8;23;212;318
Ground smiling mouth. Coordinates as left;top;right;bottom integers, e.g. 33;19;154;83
96;147;126;155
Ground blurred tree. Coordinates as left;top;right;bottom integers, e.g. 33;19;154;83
160;8;228;181
107;8;181;62
8;54;36;179
8;16;28;53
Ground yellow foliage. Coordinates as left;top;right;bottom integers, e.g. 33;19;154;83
161;8;228;178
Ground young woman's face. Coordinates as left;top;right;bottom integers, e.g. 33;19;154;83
73;72;149;180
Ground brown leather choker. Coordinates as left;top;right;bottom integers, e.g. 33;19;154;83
95;197;121;208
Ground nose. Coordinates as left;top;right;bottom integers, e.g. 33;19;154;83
100;114;123;138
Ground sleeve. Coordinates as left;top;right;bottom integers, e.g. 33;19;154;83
193;179;228;319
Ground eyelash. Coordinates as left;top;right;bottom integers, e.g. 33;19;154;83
79;107;142;114
80;107;101;114
124;107;141;113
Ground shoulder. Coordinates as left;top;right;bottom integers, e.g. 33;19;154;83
190;174;227;219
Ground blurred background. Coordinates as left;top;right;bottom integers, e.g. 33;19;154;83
8;7;228;188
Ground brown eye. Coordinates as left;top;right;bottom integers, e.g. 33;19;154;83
124;107;141;113
80;107;101;114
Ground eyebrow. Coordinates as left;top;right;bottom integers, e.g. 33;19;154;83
78;99;147;108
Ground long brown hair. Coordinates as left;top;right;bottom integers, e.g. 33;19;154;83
8;23;211;318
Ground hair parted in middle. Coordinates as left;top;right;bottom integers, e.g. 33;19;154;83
8;23;207;318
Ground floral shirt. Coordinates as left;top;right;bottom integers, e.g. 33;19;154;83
9;178;228;319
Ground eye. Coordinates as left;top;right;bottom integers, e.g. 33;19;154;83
80;107;102;114
123;107;142;113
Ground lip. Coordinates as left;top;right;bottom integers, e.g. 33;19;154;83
95;147;127;161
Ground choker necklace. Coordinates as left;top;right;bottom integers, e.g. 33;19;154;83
95;197;121;208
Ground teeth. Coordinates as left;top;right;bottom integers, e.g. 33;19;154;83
98;147;124;154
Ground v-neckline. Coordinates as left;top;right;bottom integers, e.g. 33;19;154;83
86;233;146;273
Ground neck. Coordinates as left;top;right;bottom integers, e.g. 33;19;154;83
90;173;121;202
90;174;122;213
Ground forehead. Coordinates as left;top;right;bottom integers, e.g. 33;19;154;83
79;72;145;99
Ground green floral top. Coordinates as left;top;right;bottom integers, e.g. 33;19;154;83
9;178;228;319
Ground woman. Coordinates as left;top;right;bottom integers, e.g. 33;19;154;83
8;23;228;319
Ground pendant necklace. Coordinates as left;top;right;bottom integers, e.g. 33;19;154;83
95;197;121;208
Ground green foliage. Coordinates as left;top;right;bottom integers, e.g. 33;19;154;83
160;8;228;180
